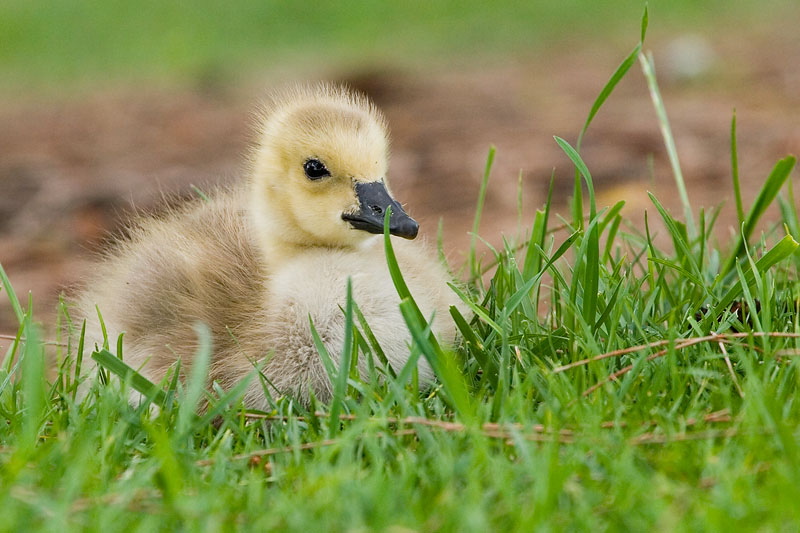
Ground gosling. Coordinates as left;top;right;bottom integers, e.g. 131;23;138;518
74;83;460;409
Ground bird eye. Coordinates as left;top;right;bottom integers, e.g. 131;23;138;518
303;159;330;180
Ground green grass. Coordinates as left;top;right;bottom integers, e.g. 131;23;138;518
1;0;797;90
2;10;800;531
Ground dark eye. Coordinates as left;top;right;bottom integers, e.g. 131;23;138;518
303;159;330;180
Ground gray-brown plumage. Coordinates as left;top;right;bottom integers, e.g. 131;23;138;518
73;84;460;408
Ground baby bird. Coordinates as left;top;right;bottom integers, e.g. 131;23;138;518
74;84;460;409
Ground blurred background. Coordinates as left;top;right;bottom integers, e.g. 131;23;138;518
1;0;799;334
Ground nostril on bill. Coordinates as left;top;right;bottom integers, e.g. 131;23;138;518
370;205;383;215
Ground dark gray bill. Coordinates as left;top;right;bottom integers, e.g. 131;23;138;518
341;180;419;239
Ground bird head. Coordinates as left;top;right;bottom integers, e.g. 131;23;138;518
249;84;418;255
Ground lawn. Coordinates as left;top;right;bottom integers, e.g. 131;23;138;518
1;0;796;89
2;6;800;532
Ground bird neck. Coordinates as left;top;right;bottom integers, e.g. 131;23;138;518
259;232;317;264
247;193;362;269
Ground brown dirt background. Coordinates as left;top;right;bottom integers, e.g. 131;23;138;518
1;30;798;338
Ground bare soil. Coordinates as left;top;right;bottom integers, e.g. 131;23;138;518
1;31;799;336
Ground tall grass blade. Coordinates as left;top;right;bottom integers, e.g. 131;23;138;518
176;323;213;439
640;51;696;238
449;305;494;384
702;234;798;331
640;4;649;43
648;193;703;281
721;156;797;277
730;110;745;225
195;367;260;428
555;136;599;327
448;283;502;334
384;208;474;420
576;43;642;150
778;194;800;242
72;320;86;400
353;303;395;378
522;173;554;280
190;184;210;203
398;299;474;420
310;317;337;381
0;261;24;324
470;146;496;281
91;349;167;405
504;230;581;317
20;319;44;450
571;171;584;231
328;278;354;437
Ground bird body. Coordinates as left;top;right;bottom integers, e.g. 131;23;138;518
74;84;459;408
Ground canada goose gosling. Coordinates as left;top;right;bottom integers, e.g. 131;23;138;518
75;84;459;408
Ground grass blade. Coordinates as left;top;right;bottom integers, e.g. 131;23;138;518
91;349;167;405
0;261;24;325
448;282;502;334
470;146;496;281
555;136;599;327
504;230;581;317
730;110;744;225
721;156;797;277
328;278;354;437
449;305;494;383
310;317;337;382
640;4;649;43
576;43;642;150
640;50;696;238
19;319;44;450
702;234;798;331
383;208;474;420
398;299;474;420
176;323;213;439
522;172;554;280
195;367;260;429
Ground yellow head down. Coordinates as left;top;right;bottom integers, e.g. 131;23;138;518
249;83;417;258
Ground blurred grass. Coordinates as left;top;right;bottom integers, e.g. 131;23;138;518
0;0;796;90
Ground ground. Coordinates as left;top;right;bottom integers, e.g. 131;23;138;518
1;26;798;337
